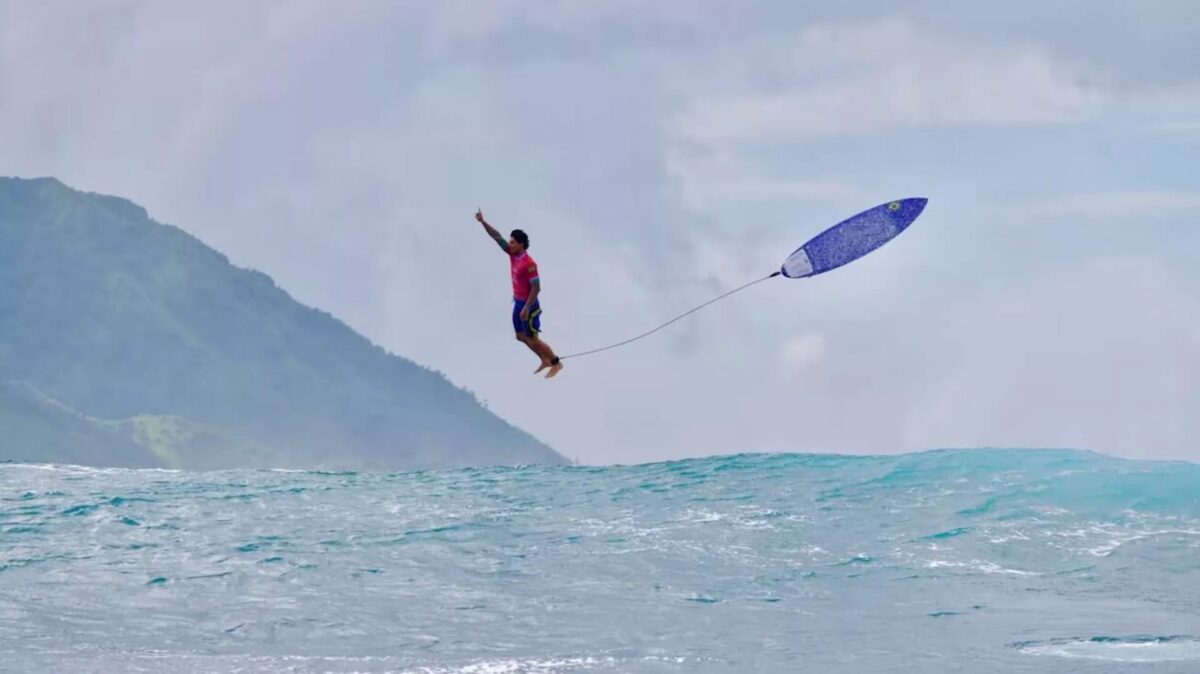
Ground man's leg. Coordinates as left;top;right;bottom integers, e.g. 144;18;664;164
516;333;543;361
526;335;563;378
518;333;550;371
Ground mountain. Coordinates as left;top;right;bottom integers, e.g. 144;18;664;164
0;177;564;469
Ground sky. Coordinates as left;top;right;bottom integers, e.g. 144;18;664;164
2;1;1198;464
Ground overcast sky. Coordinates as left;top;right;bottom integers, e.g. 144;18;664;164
3;1;1198;464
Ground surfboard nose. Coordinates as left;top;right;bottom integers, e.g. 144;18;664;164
893;197;928;232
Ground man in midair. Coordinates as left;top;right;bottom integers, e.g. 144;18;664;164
475;210;563;378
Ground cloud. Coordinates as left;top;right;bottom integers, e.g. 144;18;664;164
1021;191;1200;222
671;19;1105;145
0;0;361;215
666;149;862;212
1160;120;1200;135
780;332;828;372
903;257;1200;459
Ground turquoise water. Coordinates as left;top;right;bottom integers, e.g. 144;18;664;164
2;449;1200;673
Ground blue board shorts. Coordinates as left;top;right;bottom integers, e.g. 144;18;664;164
512;298;542;337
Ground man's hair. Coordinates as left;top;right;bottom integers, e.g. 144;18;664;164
510;229;530;250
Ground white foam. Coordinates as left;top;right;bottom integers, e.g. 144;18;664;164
1020;638;1200;662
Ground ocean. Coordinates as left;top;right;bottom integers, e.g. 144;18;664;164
2;449;1199;673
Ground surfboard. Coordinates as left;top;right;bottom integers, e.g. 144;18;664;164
780;198;927;278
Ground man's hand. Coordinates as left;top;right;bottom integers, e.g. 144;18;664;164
519;306;530;322
477;209;507;252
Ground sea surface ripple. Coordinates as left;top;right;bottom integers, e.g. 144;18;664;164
3;449;1200;673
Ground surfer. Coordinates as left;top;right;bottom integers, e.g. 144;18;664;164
475;210;563;378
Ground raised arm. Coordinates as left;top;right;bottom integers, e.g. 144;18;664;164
475;210;509;253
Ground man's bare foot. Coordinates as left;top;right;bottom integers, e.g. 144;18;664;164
544;361;564;379
534;360;551;375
